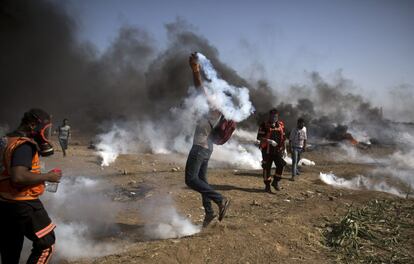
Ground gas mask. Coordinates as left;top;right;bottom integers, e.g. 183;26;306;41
269;114;279;127
32;122;54;157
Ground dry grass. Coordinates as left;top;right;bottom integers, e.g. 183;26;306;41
324;199;414;263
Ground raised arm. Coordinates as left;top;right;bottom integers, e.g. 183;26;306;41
189;52;221;117
189;52;202;88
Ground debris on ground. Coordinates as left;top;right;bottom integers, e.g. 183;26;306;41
324;199;414;263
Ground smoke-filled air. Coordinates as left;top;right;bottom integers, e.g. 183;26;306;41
1;0;413;263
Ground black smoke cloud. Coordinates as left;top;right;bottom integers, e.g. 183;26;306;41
0;1;248;132
1;0;158;128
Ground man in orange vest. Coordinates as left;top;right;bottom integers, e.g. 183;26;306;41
257;109;287;193
0;109;62;264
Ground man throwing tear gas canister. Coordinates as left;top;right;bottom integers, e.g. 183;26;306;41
257;109;287;193
0;109;62;264
185;53;231;228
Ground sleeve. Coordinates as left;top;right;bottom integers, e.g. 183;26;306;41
11;143;36;169
304;128;307;140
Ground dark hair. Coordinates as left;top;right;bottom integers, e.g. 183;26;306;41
297;118;305;124
269;108;279;115
63;118;68;122
21;108;51;125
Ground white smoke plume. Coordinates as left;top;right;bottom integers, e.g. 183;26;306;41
197;53;255;122
96;125;136;166
327;127;414;197
96;53;256;167
141;194;200;239
233;128;258;142
333;143;380;164
347;127;371;145
319;172;407;197
41;177;121;260
212;139;262;169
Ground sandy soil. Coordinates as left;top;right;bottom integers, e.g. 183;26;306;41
38;139;412;264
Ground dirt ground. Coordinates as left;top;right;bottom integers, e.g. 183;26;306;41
41;138;413;264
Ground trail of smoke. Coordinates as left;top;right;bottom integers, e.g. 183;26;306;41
197;53;255;122
319;172;406;197
233;129;258;142
95;53;257;167
96;125;136;166
141;194;200;239
325;128;414;198
41;177;121;260
333;144;379;164
211;140;262;169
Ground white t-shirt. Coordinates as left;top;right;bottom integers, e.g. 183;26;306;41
58;125;71;140
289;127;307;148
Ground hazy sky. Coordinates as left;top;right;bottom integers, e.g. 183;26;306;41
65;0;414;97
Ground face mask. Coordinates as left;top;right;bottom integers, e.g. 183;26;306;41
269;114;278;125
33;123;54;157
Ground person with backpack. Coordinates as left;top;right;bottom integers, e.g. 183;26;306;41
257;109;287;193
0;109;62;264
185;52;231;227
289;118;307;181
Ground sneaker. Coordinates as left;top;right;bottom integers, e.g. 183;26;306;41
202;214;216;227
218;198;231;221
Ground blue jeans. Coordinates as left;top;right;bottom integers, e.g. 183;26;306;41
185;145;223;215
291;147;303;177
59;138;68;156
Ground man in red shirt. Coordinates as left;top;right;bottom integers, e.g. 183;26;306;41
257;109;287;193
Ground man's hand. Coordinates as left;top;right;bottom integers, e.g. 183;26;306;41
267;139;278;147
11;166;61;185
189;52;200;73
46;169;62;183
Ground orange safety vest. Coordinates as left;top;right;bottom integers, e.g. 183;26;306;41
259;121;285;153
0;137;45;201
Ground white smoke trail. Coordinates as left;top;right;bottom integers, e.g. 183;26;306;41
323;128;414;198
141;195;200;239
319;172;406;197
333;143;379;164
212;139;262;169
197;53;255;122
42;177;121;260
96;125;135;166
233;129;258;142
96;54;256;167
